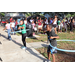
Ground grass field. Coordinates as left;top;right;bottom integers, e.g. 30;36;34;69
34;32;75;62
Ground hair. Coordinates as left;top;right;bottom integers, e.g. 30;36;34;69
49;24;52;28
6;20;9;23
20;19;24;24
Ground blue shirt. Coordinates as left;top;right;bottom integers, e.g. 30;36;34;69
50;20;53;24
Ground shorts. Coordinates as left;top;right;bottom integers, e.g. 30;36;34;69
38;25;42;29
47;45;57;54
53;24;57;28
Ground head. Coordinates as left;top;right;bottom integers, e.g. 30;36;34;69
72;19;74;23
25;17;27;20
37;17;39;19
32;21;34;23
47;24;52;31
55;15;57;18
61;20;63;23
20;19;24;25
6;20;9;24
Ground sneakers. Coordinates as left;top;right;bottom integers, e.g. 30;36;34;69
43;59;51;62
21;46;27;50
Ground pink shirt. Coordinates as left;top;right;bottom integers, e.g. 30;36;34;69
32;23;35;29
5;23;10;29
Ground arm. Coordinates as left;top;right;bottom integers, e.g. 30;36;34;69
50;30;59;39
3;27;7;30
18;26;24;30
50;36;59;39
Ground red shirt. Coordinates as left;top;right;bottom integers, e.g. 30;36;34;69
10;18;12;22
15;21;18;26
38;20;42;25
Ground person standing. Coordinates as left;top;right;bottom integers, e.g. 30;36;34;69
70;18;74;33
36;16;39;34
10;17;13;22
38;17;42;32
3;20;12;40
18;19;27;49
53;15;58;34
24;17;27;25
57;18;61;33
10;20;15;34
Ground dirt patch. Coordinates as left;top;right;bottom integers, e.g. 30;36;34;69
35;42;75;62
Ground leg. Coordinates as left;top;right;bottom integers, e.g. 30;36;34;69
54;27;57;34
22;33;26;47
47;45;51;60
52;54;55;62
8;29;11;40
47;52;50;60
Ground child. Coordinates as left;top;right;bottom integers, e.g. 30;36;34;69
10;20;15;35
47;24;59;62
3;20;12;40
18;19;27;49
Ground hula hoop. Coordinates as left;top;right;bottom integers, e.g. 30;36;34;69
50;40;75;52
10;29;30;33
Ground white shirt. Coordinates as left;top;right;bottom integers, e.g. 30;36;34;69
30;19;33;23
24;20;27;25
5;23;10;29
53;20;57;24
10;22;15;27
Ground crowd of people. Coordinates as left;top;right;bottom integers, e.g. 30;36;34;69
27;15;75;35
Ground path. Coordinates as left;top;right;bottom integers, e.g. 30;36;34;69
0;26;47;62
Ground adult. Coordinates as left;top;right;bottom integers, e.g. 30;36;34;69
36;16;39;34
57;18;61;32
53;15;58;34
45;18;48;24
10;17;13;22
30;17;34;23
36;16;39;24
15;19;18;30
24;17;27;25
70;18;74;33
38;17;42;32
10;20;15;34
49;18;53;24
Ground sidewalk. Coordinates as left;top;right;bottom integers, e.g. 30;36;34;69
0;26;47;62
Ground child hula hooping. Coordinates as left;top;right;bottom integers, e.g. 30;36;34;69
18;19;27;49
47;24;59;62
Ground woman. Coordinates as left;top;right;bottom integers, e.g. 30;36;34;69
38;17;42;32
53;15;57;34
18;19;27;49
57;18;61;32
10;20;15;34
24;17;27;25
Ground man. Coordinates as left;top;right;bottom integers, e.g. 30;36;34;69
36;16;39;34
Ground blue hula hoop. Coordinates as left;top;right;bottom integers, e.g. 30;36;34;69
10;29;30;33
50;40;75;52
